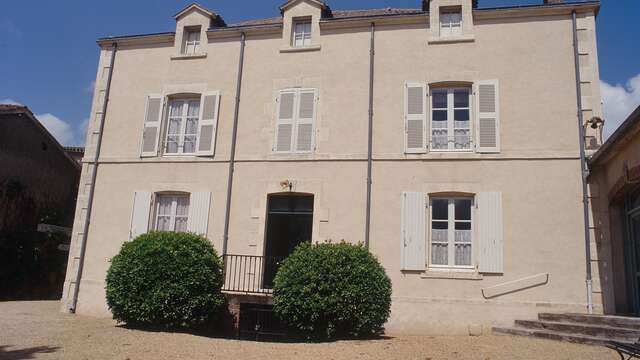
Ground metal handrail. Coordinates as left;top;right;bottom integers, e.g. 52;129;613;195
221;254;285;294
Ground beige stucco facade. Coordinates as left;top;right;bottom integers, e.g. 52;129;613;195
62;0;605;334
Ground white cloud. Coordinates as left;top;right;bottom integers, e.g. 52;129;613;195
35;113;75;146
85;80;96;95
0;98;23;106
601;73;640;139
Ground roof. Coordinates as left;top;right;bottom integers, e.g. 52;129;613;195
96;1;600;43
589;105;640;167
63;146;85;154
230;8;425;27
0;105;81;169
280;0;328;12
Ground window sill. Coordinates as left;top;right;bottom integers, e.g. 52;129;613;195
428;34;475;44
420;269;483;280
279;45;321;53
171;53;207;60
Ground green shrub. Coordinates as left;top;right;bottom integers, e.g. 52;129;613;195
105;231;225;329
273;241;392;340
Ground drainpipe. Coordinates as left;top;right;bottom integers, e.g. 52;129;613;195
572;11;593;314
222;32;246;256
364;22;375;249
68;42;117;312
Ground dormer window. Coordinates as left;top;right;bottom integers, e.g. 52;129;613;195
292;18;312;47
182;27;201;55
440;7;462;37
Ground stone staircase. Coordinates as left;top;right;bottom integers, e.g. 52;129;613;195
493;313;640;346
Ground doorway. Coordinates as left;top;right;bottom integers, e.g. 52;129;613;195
262;193;314;288
625;188;640;315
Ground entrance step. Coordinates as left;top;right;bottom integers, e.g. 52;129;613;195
493;325;633;346
538;313;640;330
493;313;640;346
514;320;640;340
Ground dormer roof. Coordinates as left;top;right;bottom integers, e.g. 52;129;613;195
174;3;226;27
279;0;328;12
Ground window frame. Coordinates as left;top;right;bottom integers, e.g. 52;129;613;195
430;86;473;152
154;194;190;232
440;8;463;37
164;97;201;156
182;28;201;55
292;18;312;47
429;196;475;270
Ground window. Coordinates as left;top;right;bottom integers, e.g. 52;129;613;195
431;87;472;151
155;194;189;232
274;88;317;153
430;197;473;268
440;8;462;37
292;19;312;47
165;99;200;155
182;28;201;55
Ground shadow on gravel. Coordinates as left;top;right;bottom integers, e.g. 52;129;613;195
114;322;395;344
0;345;60;359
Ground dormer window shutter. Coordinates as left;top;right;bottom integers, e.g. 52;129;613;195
196;91;220;156
404;82;427;153
140;94;163;157
275;90;296;152
475;80;500;153
295;89;316;152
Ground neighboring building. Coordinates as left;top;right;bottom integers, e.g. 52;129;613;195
588;106;640;316
62;0;605;334
64;146;85;165
0;104;81;299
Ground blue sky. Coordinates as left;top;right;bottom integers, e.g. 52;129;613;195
1;0;638;146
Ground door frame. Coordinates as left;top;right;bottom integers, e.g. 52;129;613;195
624;188;640;315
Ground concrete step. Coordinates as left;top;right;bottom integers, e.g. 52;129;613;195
539;313;640;330
493;326;633;347
515;320;640;340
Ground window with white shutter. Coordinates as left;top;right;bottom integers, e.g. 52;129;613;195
430;87;472;151
477;192;503;273
140;95;163;157
404;82;428;153
401;192;426;270
154;194;190;232
196;91;220;156
164;98;200;155
475;80;500;153
130;191;152;239
429;197;473;268
274;88;317;154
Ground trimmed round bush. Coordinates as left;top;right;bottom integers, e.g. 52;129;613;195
105;231;225;328
273;241;392;340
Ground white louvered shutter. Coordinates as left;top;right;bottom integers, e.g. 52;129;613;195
187;192;211;235
196;91;220;156
140;95;163;157
295;89;316;152
275;90;296;152
130;191;152;239
477;192;504;273
405;82;427;153
401;192;426;270
475;80;500;153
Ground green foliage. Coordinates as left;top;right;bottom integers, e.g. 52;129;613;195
273;241;392;340
105;232;225;329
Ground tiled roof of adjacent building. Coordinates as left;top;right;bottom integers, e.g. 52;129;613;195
589;105;640;167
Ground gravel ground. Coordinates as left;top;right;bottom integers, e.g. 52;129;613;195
0;301;616;360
